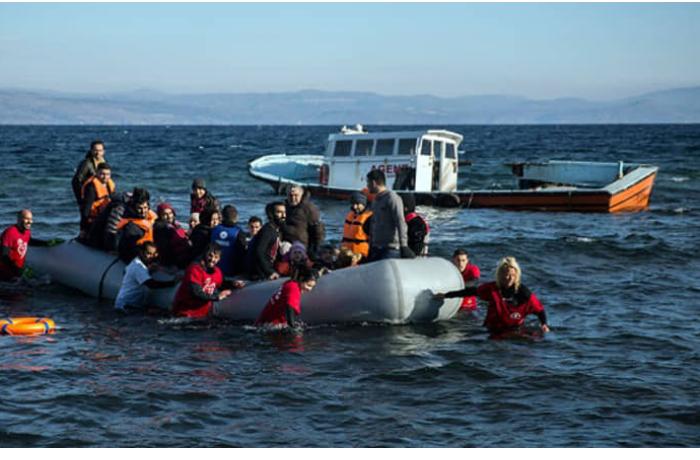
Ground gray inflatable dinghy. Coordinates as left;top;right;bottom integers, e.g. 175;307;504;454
27;240;464;324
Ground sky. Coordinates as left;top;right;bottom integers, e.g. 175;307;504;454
1;2;699;101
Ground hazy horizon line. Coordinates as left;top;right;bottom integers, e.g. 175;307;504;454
3;84;699;103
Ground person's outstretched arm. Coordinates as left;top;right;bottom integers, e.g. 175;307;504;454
434;285;477;299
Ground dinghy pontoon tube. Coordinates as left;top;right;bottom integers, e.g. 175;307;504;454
27;241;464;324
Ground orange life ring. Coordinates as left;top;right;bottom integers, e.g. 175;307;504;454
0;317;56;336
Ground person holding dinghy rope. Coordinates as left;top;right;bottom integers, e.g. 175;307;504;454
114;242;179;313
435;256;550;335
172;243;234;318
0;209;48;281
255;265;318;328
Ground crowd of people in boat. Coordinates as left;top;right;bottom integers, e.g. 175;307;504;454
1;139;549;335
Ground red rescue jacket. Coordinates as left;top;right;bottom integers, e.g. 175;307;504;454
478;282;544;331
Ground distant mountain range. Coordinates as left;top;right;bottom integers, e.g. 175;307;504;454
1;86;699;124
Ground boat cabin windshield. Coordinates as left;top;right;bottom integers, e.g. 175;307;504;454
324;128;463;193
330;137;420;157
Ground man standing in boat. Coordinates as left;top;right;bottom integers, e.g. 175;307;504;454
71;140;107;206
248;201;286;281
282;185;325;259
365;170;415;261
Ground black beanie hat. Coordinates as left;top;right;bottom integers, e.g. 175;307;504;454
350;191;368;206
192;178;206;190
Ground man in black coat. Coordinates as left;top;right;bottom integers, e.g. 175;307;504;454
71;140;106;206
282;185;325;259
247;201;286;281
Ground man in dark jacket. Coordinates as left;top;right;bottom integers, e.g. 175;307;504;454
282;185;325;258
188;207;221;264
400;192;430;256
71;140;106;206
247;201;285;281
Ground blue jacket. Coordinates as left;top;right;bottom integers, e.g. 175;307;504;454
211;224;246;277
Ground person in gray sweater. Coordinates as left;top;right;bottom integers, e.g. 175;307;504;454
365;169;416;261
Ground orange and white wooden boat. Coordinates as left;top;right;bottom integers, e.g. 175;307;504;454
249;125;657;213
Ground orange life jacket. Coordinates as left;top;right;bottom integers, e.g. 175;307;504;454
116;209;157;245
81;177;116;220
341;210;372;258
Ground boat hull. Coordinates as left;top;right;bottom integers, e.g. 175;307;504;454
26;241;464;324
215;257;463;324
249;157;658;213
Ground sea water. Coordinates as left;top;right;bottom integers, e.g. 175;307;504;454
0;125;698;447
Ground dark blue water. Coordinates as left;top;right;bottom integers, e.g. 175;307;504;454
1;125;699;447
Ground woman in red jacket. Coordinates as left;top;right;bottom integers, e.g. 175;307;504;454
436;256;550;335
256;265;318;329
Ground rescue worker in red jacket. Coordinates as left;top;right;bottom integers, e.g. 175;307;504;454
341;191;373;261
451;249;481;311
172;243;233;318
435;256;550;336
255;265;318;328
0;209;48;281
80;162;116;234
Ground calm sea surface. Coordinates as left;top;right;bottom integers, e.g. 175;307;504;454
0;125;699;447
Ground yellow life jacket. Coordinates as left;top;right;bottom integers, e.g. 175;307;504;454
341;210;372;258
